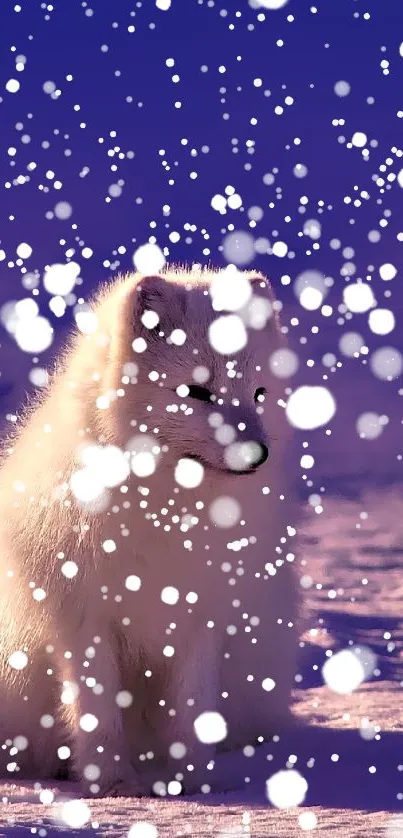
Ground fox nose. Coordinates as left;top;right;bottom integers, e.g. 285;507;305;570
224;439;269;472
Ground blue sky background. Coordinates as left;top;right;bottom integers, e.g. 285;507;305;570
0;0;403;492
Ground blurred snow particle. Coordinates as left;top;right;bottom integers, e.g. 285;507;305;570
132;337;147;353
43;262;80;295
286;386;336;430
300;454;314;469
299;811;318;830
294;270;327;310
244;294;273;329
70;467;105;504
131;451;156;477
379;262;397;281
222;230;255;265
1;299;35;336
266;769;308;809
397;168;403;188
79;713;99;732
108;183;122;198
49;296;66;318
253;0;289;8
356;412;387;440
211;194;227;213
334;80;351;97
61;800;91;829
368;308;395;335
16;242;32;259
210;268;252;312
40;714;55;728
194;711;227;744
74;304;98;334
300;287;323;310
209;495;241;528
170;328;187;346
175;458;204;488
300;575;313;589
102;539;116;553
116;690;133;708
13;735;29;751
15;315;54;353
262;677;276;691
54;201;73;219
343;282;375;313
370;346;403;381
8;651;28;670
322;646;377;694
142;309;160;329
227;193;242;210
43;80;56;94
167;781;182;795
128;823;158;838
293;163;308;178
303;219;321;240
248;205;264;221
272;240;288;257
133;243;165;274
269;347;299;378
61;560;79;578
339;332;365;357
161;586;180;605
127;434;159;477
351;131;367;148
156;0;171;8
169;741;187;759
125;575;142;592
209;314;248;355
5;79;20;93
83;763;101;780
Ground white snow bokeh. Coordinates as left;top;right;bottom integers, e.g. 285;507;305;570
266;769;308;808
7;651;28;670
322;646;377;695
43;262;80;295
133;243;166;274
286;386;336;430
209;495;241;528
128;823;158;838
175;457;204;488
209;268;252;312
209;313;248;355
61;800;91;828
193;711;228;744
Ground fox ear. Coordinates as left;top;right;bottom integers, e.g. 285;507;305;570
133;275;186;337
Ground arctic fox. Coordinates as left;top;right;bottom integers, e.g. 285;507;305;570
0;266;297;797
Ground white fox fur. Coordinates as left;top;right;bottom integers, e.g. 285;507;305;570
0;267;297;796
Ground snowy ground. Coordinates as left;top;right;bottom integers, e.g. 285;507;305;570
1;486;403;836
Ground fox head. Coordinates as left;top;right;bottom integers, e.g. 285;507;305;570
94;269;292;484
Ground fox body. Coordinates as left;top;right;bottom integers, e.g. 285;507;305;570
0;267;297;796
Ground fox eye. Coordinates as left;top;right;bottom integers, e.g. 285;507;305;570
187;384;213;403
254;386;267;403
